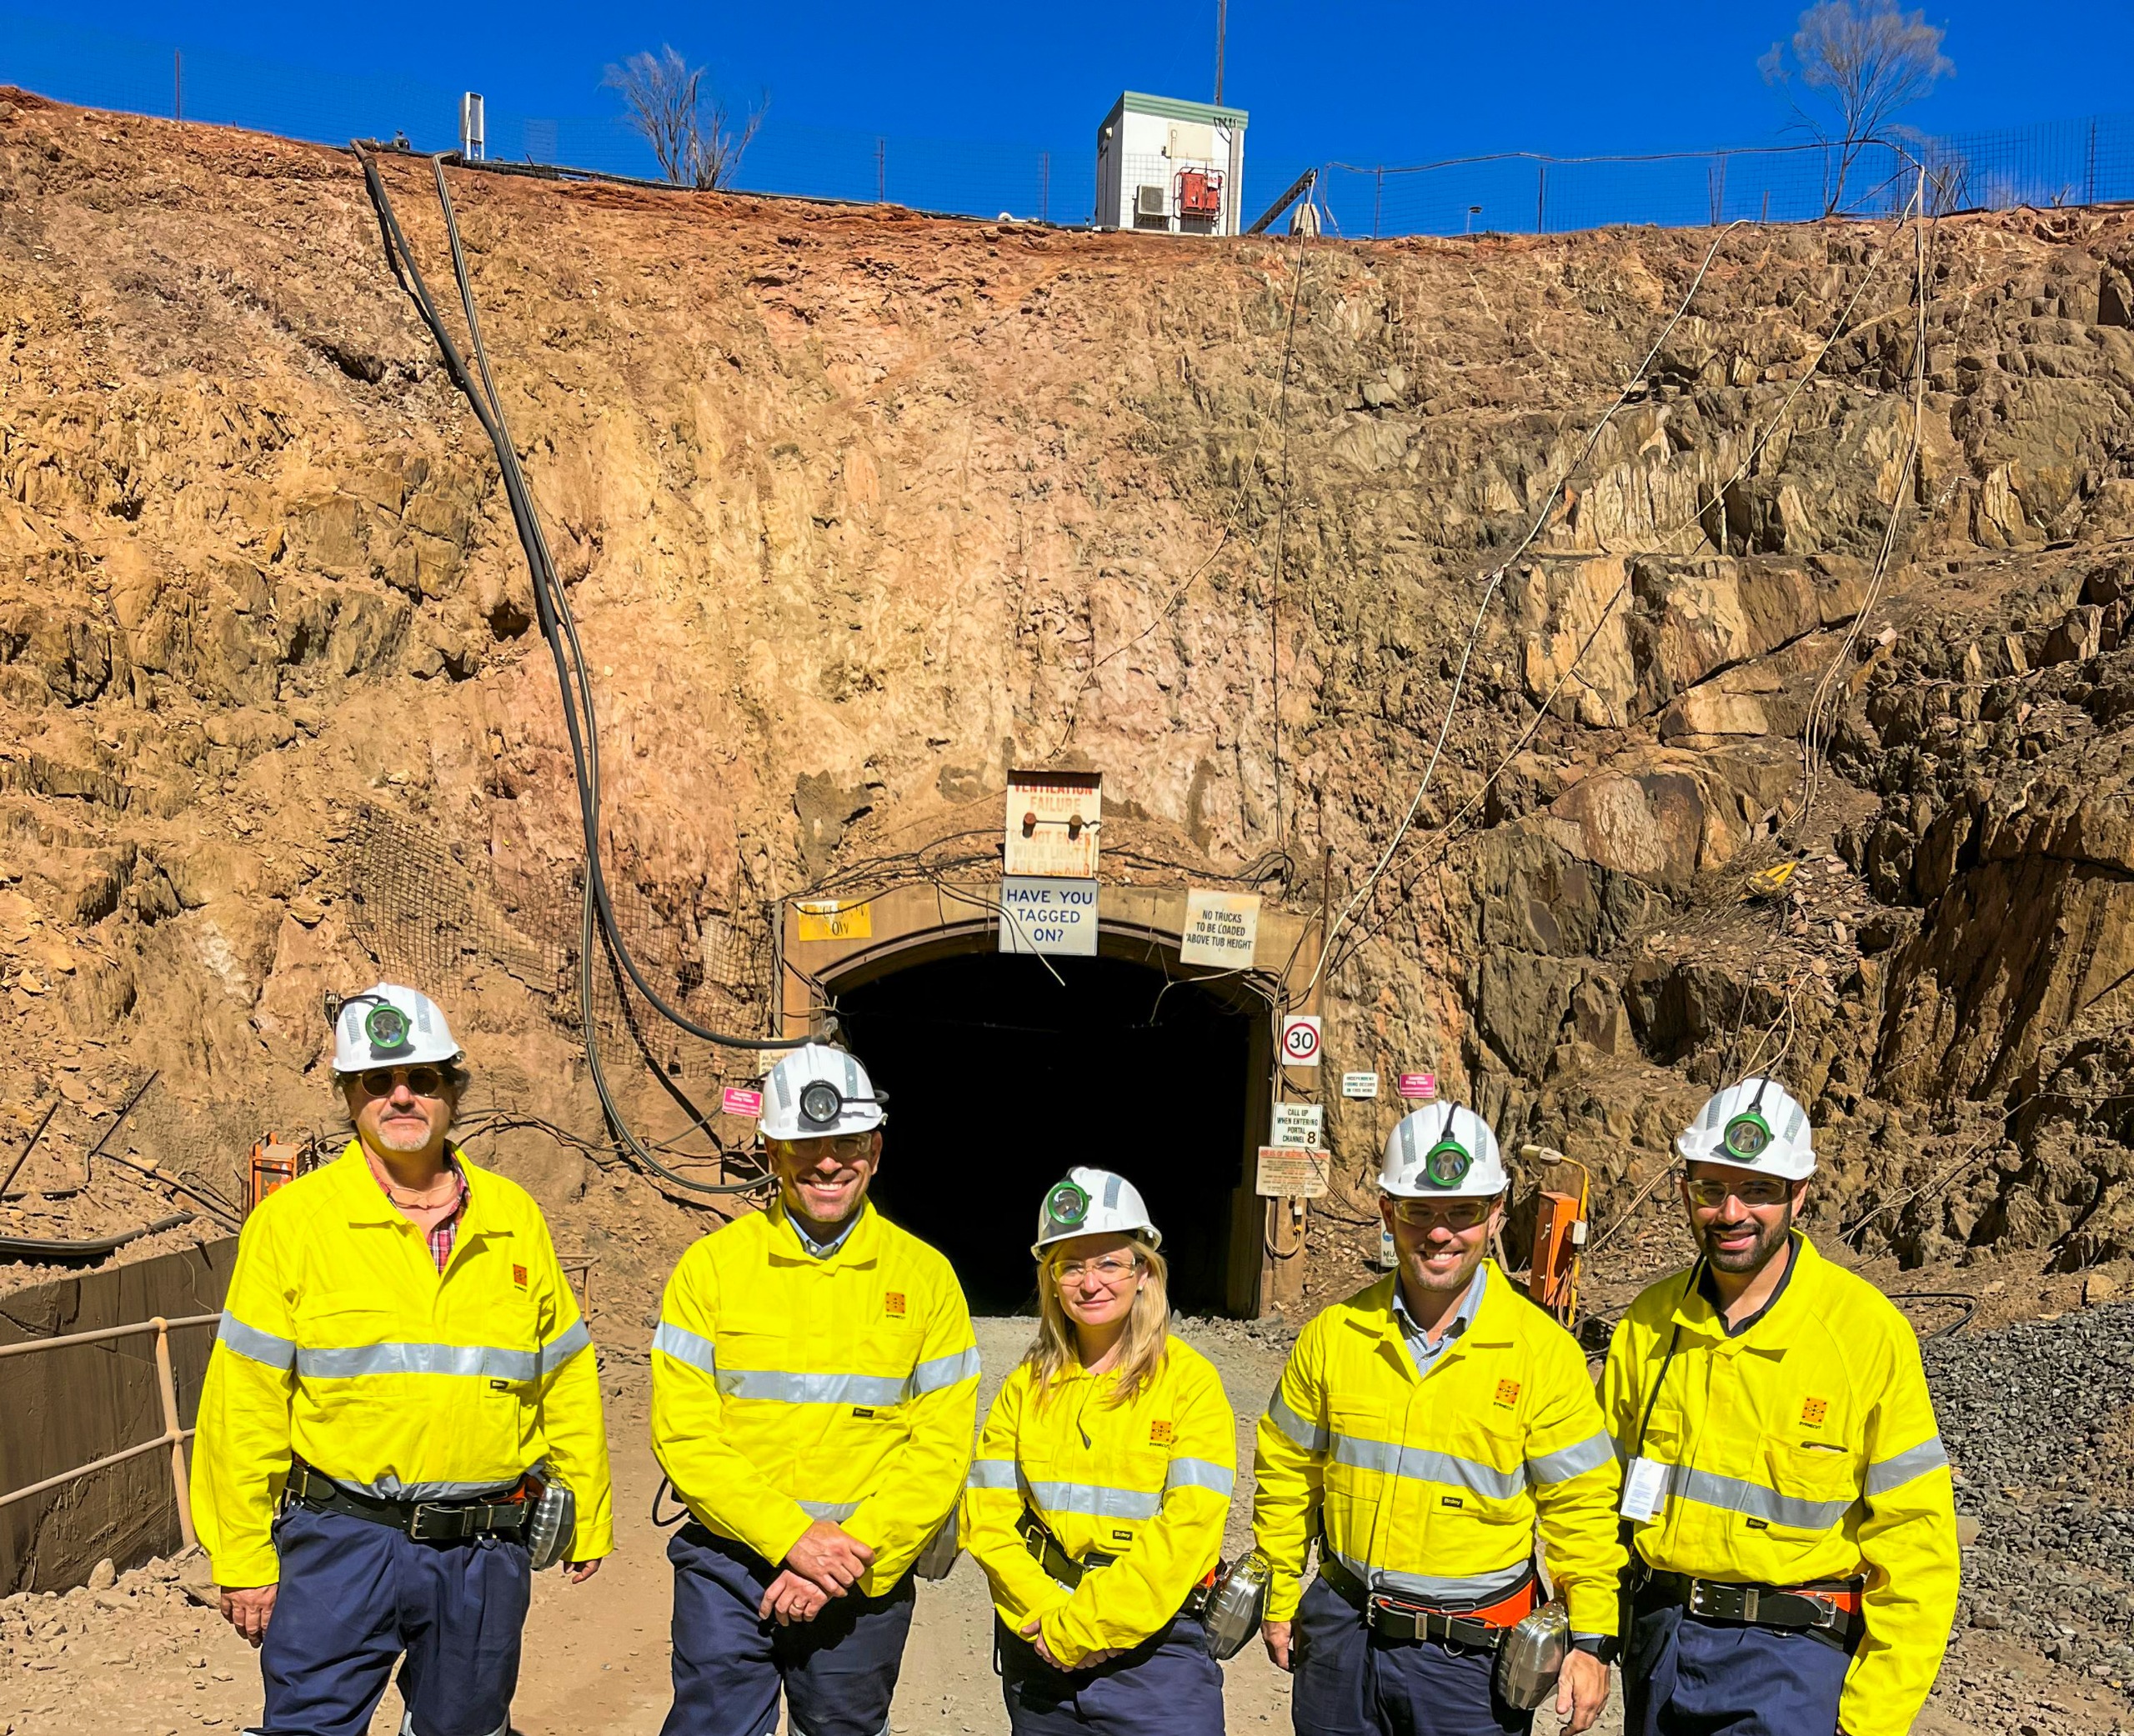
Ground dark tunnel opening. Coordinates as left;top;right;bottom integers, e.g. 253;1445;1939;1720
836;950;1257;1317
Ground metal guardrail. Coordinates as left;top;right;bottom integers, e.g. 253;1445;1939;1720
0;1312;219;1549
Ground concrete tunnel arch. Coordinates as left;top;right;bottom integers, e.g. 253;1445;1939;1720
779;883;1322;1318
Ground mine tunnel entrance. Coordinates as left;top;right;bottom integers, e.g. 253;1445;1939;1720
836;948;1263;1318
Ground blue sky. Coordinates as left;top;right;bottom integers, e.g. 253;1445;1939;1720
4;3;2131;223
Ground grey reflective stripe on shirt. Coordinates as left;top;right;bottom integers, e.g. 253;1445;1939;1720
1165;1458;1235;1495
1656;1462;1852;1530
1332;1433;1525;1502
653;1321;719;1374
1863;1436;1948;1497
1329;1547;1531;1607
218;1312;298;1372
1026;1480;1165;1521
1525;1431;1615;1487
968;1458;1020;1490
540;1318;593;1375
1266;1391;1329;1453
717;1369;911;1407
910;1347;981;1395
298;1342;543;1383
799;1498;863;1521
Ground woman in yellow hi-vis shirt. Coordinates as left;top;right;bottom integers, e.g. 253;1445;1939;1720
966;1167;1236;1734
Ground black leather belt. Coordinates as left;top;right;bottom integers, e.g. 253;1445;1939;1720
1319;1548;1535;1652
1016;1509;1115;1590
284;1459;533;1544
1639;1568;1861;1647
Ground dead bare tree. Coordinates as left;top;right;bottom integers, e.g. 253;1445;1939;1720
1760;3;1953;216
603;46;766;190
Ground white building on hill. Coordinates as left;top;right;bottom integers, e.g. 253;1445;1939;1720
1095;92;1248;237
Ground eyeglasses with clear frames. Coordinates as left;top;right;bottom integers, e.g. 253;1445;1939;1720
767;1133;875;1162
1684;1174;1790;1208
1388;1198;1490;1233
1053;1253;1141;1287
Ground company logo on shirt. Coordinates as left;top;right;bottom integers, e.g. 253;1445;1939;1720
512;1264;528;1288
1801;1397;1828;1428
884;1291;907;1318
1494;1379;1520;1409
1150;1420;1175;1444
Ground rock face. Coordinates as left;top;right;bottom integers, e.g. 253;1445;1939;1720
3;90;2134;1288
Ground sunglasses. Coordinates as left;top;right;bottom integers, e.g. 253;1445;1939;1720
353;1066;451;1098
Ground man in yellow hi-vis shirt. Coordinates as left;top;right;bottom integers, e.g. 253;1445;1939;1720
1602;1078;1959;1736
193;983;612;1736
1255;1101;1622;1735
651;1043;979;1736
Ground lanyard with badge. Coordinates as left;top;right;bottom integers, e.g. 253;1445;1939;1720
1618;1261;1701;1523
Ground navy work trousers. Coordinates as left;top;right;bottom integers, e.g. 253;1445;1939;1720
254;1503;531;1736
1621;1591;1850;1736
1290;1573;1529;1736
996;1611;1225;1735
661;1523;916;1736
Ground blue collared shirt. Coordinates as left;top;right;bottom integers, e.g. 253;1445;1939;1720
1390;1262;1487;1378
793;1213;860;1259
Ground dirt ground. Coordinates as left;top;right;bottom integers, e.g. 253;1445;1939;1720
2;1303;2125;1736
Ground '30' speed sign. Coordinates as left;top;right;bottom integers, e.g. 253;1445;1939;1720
1280;1015;1322;1067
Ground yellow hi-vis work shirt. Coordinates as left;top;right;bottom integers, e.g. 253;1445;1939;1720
1600;1233;1959;1736
1254;1262;1625;1635
191;1143;614;1588
651;1198;979;1595
965;1338;1235;1668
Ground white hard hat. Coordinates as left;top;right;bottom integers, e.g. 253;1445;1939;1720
1032;1166;1162;1255
331;983;463;1074
1676;1077;1815;1180
1380;1103;1509;1199
760;1043;886;1142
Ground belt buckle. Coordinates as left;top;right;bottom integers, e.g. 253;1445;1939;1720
1799;1591;1841;1630
408;1502;458;1543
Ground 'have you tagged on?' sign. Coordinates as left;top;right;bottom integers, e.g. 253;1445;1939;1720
999;877;1099;957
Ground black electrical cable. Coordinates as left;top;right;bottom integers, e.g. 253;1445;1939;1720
352;146;804;1060
581;885;775;1196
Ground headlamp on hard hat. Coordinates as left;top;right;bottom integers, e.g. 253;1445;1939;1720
1424;1138;1473;1188
327;991;413;1054
1044;1178;1091;1232
1720;1110;1773;1163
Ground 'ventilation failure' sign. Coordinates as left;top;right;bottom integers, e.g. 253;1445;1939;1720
1004;769;1102;879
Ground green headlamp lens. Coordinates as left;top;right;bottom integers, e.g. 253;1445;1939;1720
1721;1112;1772;1162
363;1003;410;1051
1423;1138;1473;1188
1045;1178;1090;1229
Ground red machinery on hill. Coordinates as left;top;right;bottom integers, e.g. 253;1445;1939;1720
1175;168;1225;220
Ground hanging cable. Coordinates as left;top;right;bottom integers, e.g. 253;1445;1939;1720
353;145;804;1056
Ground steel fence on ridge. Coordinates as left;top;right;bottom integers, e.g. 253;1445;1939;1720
3;8;2132;237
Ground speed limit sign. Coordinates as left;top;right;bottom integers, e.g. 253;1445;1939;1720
1280;1015;1323;1068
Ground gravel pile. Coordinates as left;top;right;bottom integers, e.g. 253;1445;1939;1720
1930;1299;2134;1690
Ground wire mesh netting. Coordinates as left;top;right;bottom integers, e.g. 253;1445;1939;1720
6;9;2132;238
338;804;775;1084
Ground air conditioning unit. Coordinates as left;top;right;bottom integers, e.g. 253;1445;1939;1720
1135;184;1168;220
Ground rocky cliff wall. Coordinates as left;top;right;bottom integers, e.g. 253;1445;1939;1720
4;89;2134;1299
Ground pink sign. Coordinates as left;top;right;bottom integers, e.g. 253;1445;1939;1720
721;1087;764;1118
1396;1072;1438;1102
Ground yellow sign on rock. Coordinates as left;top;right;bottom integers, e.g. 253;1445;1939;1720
795;898;873;943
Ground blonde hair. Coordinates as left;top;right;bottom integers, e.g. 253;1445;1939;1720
1024;1238;1171;1407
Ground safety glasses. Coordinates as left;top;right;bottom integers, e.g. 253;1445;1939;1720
1053;1253;1141;1288
1390;1198;1490;1233
353;1066;449;1098
767;1133;875;1163
1684;1173;1790;1208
